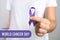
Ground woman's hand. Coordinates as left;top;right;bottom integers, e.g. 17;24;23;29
30;16;50;36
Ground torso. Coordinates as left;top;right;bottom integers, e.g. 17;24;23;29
9;0;49;40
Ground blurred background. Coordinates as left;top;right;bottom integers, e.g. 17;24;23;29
0;0;60;40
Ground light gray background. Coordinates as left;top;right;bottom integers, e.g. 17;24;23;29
0;0;60;40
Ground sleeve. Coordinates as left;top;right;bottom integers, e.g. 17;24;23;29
6;0;12;10
46;0;57;7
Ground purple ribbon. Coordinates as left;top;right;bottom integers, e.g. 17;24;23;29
29;7;37;26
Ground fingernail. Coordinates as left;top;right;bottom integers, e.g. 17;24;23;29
37;33;43;36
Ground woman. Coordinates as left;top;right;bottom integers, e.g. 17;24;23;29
4;0;57;40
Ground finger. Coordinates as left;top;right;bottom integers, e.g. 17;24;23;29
30;16;50;25
35;23;40;27
35;23;47;33
39;28;47;34
30;16;43;22
35;23;41;33
37;33;44;37
40;23;50;30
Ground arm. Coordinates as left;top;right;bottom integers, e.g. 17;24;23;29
6;0;12;29
30;0;57;36
45;7;57;33
30;7;57;36
5;11;11;29
4;11;11;40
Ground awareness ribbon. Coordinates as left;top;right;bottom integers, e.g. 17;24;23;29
29;7;37;26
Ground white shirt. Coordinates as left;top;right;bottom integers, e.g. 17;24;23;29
6;0;57;40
